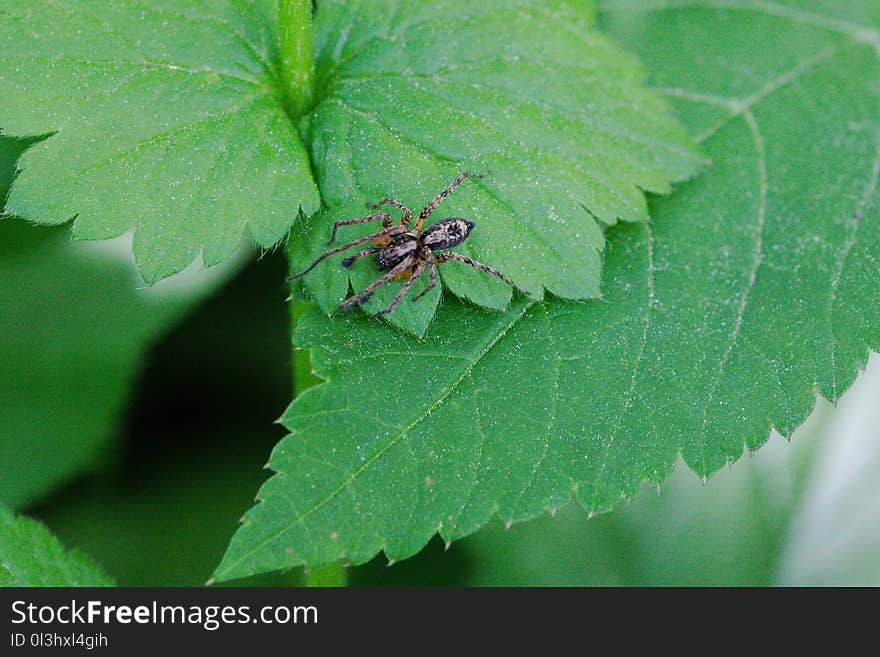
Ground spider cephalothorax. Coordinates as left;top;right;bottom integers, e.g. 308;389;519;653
288;172;530;318
369;218;474;271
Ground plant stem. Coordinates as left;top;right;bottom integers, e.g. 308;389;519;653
289;299;347;586
282;0;340;587
278;0;314;118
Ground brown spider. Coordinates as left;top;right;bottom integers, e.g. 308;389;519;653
288;172;531;318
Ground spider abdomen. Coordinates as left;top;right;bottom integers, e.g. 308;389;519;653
421;218;475;251
375;235;418;270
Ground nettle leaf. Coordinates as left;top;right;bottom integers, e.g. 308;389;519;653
214;0;880;580
291;0;703;335
0;1;319;283
0;503;113;586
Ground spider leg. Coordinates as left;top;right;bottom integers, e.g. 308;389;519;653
371;259;428;318
329;212;392;243
341;247;380;268
338;255;416;310
286;225;406;281
436;252;531;296
416;171;489;232
367;199;413;227
411;256;438;303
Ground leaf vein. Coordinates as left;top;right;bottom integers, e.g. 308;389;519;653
223;302;535;576
828;136;880;397
601;0;879;46
330;97;575;280
696;110;767;469
43;93;268;191
510;305;561;518
589;222;656;509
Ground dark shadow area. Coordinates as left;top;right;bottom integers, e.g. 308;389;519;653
349;537;474;587
121;250;293;479
29;251;297;585
26;245;476;586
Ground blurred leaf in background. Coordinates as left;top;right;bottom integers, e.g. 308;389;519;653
36;436;292;587
778;352;880;585
32;251;297;587
0;219;182;507
0;134;244;508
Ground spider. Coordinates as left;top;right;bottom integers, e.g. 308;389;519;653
287;171;531;318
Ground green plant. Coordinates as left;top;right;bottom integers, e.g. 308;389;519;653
0;0;878;587
0;503;112;586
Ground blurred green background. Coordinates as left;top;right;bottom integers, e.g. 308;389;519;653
2;134;879;587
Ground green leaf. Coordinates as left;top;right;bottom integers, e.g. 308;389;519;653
291;0;703;335
452;354;879;586
0;1;699;315
0;130;238;506
0;217;194;507
0;1;320;283
0;133;32;202
455;427;820;586
0;70;251;505
0;503;113;586
346;357;876;586
215;1;880;579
